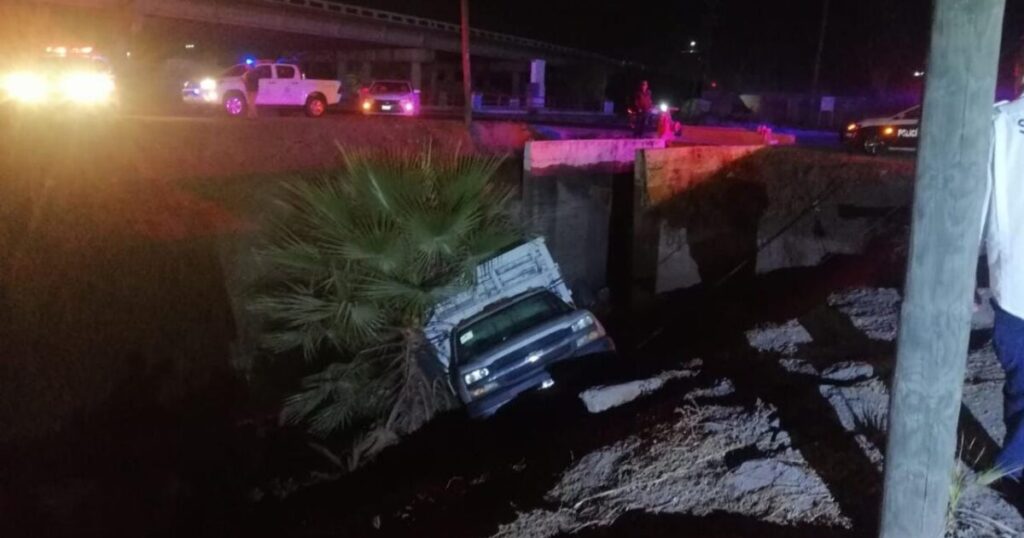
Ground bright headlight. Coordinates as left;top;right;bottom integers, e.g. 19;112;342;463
3;72;48;103
61;72;115;104
464;368;489;385
571;315;595;332
659;102;669;112
199;78;216;91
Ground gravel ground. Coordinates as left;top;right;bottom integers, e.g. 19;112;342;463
491;287;1023;537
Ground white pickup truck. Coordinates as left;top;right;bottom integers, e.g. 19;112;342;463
183;62;343;118
423;238;615;418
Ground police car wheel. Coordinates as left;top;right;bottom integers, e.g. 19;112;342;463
863;136;885;156
223;92;247;117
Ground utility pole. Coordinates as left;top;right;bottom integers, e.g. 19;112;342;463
810;0;829;98
460;0;473;127
879;1;1005;537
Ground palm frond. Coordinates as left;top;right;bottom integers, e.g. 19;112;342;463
251;145;521;442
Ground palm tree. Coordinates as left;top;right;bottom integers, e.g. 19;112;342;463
250;146;518;465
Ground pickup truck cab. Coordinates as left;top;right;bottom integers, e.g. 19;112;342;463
183;62;343;118
424;239;615;418
360;80;420;115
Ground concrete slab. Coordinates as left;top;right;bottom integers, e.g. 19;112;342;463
638;146;765;205
524;139;666;176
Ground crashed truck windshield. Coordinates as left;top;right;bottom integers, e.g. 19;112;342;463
455;292;571;366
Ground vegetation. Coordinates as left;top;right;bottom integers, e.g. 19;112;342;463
250;146;518;465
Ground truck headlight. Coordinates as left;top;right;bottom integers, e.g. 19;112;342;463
199;78;216;91
464;368;489;385
3;72;48;103
573;315;606;347
571;315;595;332
61;72;115;104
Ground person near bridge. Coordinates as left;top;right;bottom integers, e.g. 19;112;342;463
632;80;653;138
243;66;260;119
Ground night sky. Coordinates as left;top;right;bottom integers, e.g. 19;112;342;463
342;0;1024;94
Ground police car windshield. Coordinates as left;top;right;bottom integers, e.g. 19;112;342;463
454;292;571;366
370;82;411;94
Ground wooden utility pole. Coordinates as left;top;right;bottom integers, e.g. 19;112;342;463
460;0;473;126
880;1;1005;537
810;0;830;97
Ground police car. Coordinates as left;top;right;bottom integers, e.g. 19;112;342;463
843;105;921;155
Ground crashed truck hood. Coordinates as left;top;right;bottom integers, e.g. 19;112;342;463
423;238;574;369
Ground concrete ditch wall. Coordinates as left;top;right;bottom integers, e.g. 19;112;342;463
521;139;667;304
634;147;915;297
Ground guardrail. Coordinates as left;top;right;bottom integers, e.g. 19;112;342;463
260;0;628;65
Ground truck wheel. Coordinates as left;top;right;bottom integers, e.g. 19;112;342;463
223;92;247;117
305;95;327;118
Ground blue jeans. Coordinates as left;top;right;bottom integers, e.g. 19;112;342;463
994;300;1024;477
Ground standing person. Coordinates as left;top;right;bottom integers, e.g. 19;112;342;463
982;95;1024;478
243;65;260;119
633;80;653;138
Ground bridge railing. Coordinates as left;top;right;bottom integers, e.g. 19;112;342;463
261;0;624;64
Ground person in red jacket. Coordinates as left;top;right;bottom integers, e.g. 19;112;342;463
632;80;653;137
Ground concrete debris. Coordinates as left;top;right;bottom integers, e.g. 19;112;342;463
579;369;698;414
685;378;735;400
821;361;876;382
779;358;819;376
828;288;901;341
745;319;813;355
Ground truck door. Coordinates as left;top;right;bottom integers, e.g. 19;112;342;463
253;65;276;105
274;65;301;105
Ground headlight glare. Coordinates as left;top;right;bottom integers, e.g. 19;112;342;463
464;368;489;385
3;72;48;103
571;316;595;332
61;72;115;104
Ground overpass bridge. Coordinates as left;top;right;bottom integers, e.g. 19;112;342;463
24;0;632;109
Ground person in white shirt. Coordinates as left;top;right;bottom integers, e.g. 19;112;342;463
983;96;1024;478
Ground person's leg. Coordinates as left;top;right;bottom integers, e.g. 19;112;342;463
247;91;258;118
634;111;647;138
994;301;1024;478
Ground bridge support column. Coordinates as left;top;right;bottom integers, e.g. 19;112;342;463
410;61;422;90
529;59;545;110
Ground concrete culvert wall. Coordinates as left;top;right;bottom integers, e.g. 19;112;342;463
636;147;915;296
521;139;668;306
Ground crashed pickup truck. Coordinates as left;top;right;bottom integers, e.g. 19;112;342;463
424;238;615;418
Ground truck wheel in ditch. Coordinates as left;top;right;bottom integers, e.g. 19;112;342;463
223;92;247;117
305;95;327;118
